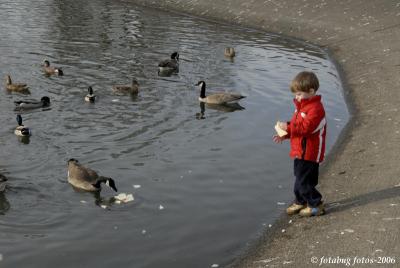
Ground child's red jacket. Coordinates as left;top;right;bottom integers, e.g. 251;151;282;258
286;95;326;163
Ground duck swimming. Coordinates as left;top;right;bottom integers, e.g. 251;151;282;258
14;96;50;111
158;52;179;73
43;60;63;76
112;79;139;95
85;86;96;102
14;115;31;137
67;159;118;192
224;47;236;58
196;81;246;105
5;75;30;94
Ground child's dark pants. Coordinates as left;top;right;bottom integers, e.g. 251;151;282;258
293;159;322;207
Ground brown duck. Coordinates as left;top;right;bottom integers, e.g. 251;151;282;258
5;75;30;94
112;79;139;95
43;60;63;76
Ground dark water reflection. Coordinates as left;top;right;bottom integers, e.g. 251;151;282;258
0;0;348;267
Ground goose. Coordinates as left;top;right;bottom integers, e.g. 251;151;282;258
5;75;30;94
112;79;139;95
14;96;50;111
158;52;179;73
85;86;96;102
14;115;31;137
196;81;246;104
67;159;118;192
224;47;236;57
0;174;7;192
43;60;63;76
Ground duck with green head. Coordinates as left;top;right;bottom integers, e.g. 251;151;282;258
85;86;96;102
15;115;31;137
158;52;179;74
14;96;50;111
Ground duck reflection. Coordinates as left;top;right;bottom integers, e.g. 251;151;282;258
196;101;245;119
158;68;176;77
71;187;117;208
17;136;30;144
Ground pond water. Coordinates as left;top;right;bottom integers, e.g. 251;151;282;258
0;1;348;267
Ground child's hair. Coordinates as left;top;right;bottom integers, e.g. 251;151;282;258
290;71;319;93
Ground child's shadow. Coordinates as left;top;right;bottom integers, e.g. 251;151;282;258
326;186;400;213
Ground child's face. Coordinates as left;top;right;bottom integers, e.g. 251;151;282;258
294;89;315;102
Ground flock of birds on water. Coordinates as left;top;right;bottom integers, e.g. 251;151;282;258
0;47;245;196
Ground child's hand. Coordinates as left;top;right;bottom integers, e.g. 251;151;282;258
273;135;285;144
278;121;288;131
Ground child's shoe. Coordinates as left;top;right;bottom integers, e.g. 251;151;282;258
286;203;306;215
299;203;325;217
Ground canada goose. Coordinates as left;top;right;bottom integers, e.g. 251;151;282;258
0;174;7;192
43;60;63;76
85;86;96;102
196;81;246;104
14;96;50;111
224;47;236;57
158;52;179;73
67;159;118;192
14;115;31;137
112;79;139;95
5;75;30;94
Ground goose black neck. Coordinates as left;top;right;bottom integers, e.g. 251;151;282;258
200;83;206;98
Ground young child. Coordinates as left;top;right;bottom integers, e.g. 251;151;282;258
273;71;326;217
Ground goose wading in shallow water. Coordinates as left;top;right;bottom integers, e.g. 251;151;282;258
196;81;246;105
158;52;179;73
0;174;7;193
14;115;31;137
67;159;118;192
43;60;63;76
85;86;96;102
5;75;30;94
224;47;236;58
112;79;139;95
14;96;50;111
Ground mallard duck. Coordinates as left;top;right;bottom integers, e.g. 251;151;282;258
85;86;96;102
0;174;7;193
14;96;50;111
14;115;31;137
67;159;118;192
196;81;246;104
112;79;139;95
43;60;63;76
158;52;179;73
224;47;236;57
5;75;30;94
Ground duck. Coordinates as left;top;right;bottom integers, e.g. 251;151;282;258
14;115;31;137
224;47;236;57
112;79;139;95
196;81;246;104
67;159;118;192
158;52;179;73
5;75;30;94
0;174;7;193
85;86;96;102
14;96;50;111
43;60;63;76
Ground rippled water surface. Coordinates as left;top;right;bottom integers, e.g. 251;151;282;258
0;1;348;267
